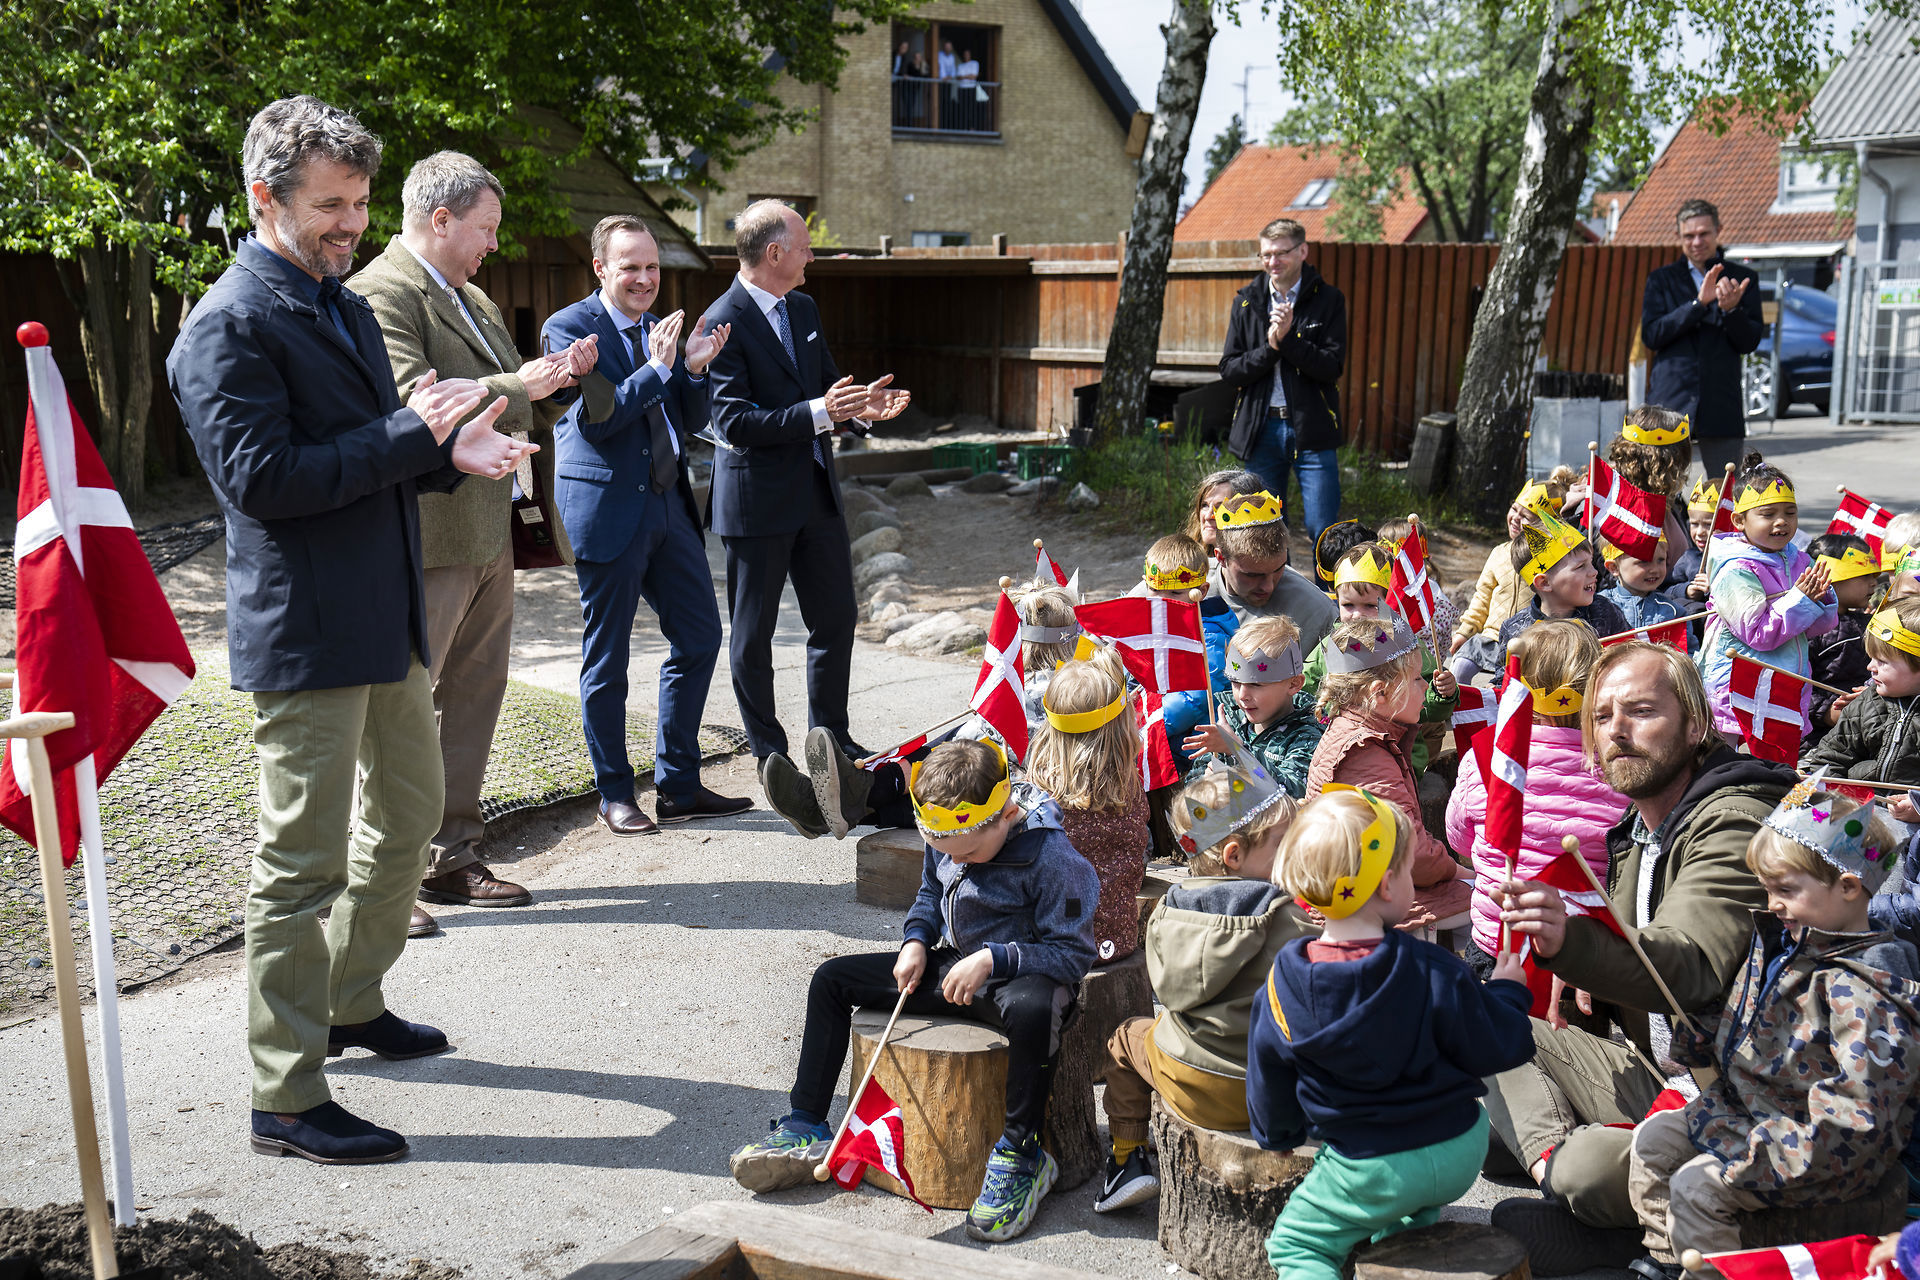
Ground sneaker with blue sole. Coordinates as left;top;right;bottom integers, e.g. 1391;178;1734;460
966;1140;1058;1242
730;1115;833;1193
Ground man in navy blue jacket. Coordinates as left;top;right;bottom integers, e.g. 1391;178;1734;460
168;96;533;1164
541;215;750;835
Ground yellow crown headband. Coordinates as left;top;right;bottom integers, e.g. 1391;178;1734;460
1515;480;1560;521
1620;415;1691;447
1868;609;1920;659
1688;477;1722;512
1214;491;1285;530
1819;546;1882;583
1521;513;1588;583
1334;549;1392;590
1305;785;1398;919
910;738;1013;837
1532;684;1584;715
1043;685;1129;734
1144;559;1209;592
1732;478;1796;514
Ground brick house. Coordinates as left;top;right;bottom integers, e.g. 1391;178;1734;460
675;0;1143;248
1175;144;1433;243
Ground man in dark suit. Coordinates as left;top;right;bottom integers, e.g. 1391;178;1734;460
543;215;751;836
168;95;532;1164
1641;198;1764;476
698;200;909;796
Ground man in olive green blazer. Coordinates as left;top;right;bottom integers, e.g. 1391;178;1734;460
353;151;598;925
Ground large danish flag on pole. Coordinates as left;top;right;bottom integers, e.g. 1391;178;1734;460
1587;455;1666;563
972;592;1030;762
2;325;195;860
1075;596;1206;694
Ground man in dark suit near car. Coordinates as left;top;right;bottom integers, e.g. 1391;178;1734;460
697;200;909;793
168;95;533;1164
1641;198;1765;476
542;214;752;836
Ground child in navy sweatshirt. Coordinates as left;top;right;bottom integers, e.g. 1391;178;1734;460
1249;787;1536;1280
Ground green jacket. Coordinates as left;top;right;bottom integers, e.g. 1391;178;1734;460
1801;688;1920;788
1542;748;1791;1043
1183;693;1323;798
1302;634;1456;772
1146;877;1313;1079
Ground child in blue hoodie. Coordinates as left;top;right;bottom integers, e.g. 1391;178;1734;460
1249;786;1536;1279
730;738;1100;1244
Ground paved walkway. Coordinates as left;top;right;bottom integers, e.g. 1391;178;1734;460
1711;410;1920;525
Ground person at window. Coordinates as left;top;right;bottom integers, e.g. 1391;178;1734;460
892;41;913;127
938;40;958;129
956;48;982;131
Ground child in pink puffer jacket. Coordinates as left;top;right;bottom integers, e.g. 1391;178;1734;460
1445;620;1630;976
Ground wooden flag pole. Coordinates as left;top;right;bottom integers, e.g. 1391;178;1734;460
853;711;971;770
814;985;913;1181
1803;774;1916;794
1561;835;1704;1039
11;706;118;1279
1596;613;1711;644
1743;655;1851;699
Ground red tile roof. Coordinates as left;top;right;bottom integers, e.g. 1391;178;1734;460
1611;106;1854;247
1175;144;1429;244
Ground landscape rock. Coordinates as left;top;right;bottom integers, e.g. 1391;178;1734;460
882;611;933;636
1007;475;1061;500
850;509;902;539
870;600;911;625
888;611;987;655
960;470;1014;494
1064;482;1101;512
884;473;934;500
849;526;903;561
841;486;891;517
868;581;912;608
853;552;915;594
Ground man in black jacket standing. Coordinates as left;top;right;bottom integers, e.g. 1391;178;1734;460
1641;199;1764;476
169;95;532;1165
1218;216;1348;547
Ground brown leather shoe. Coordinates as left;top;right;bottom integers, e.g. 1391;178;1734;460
418;863;532;908
408;906;437;938
598;798;660;837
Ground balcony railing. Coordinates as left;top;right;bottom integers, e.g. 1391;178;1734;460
892;77;1000;136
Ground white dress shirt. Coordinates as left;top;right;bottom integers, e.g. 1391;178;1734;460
956;58;979;85
1267;274;1302;410
601;288;684;457
737;273;833;433
403;240;498;367
937;50;956;78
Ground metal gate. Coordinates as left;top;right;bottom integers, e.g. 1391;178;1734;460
1838;259;1920;422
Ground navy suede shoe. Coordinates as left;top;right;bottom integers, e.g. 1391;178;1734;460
326;1009;451;1060
250;1101;408;1164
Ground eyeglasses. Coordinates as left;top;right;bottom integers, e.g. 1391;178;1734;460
1258;242;1306;263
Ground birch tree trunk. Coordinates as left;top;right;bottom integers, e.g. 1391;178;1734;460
1093;0;1214;443
1449;0;1595;522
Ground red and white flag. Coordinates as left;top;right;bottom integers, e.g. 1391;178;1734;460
1728;654;1807;765
1035;538;1070;589
1706;1236;1884;1280
1134;689;1180;791
972;592;1029;762
1450;683;1495;760
1486;657;1532;875
1388;520;1441;635
1512;845;1627;1016
827;1075;931;1212
1;326;195;860
1587;455;1667;563
1075;595;1206;694
860;732;929;774
1710;475;1739;537
1601;616;1692;653
1828;489;1893;559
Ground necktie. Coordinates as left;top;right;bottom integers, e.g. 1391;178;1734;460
774;298;830;470
446;286;497;367
316;276;356;353
627;323;679;496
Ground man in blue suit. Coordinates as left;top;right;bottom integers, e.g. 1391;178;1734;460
542;215;750;835
699;200;909;794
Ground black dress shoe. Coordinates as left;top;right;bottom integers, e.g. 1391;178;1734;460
806;726;873;840
760;754;828;838
1490;1196;1644;1276
327;1009;451;1061
251;1101;408;1164
656;785;753;824
599;797;660;836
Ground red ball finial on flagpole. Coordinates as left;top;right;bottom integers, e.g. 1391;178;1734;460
16;321;50;348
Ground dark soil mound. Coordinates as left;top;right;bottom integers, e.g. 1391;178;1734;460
0;1205;460;1280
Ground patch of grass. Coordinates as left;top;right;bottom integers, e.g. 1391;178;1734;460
1334;447;1493;535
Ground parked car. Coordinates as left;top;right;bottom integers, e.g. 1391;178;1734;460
1744;283;1836;419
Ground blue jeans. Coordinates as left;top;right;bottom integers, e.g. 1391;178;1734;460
1240;410;1342;547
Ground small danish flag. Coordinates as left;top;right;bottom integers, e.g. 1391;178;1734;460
1728;654;1806;765
1587;455;1666;563
1388;519;1441;636
971;592;1030;761
827;1075;931;1212
1075;595;1206;694
1828;489;1893;559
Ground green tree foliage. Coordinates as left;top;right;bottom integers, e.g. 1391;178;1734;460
1202;112;1247;189
0;0;913;496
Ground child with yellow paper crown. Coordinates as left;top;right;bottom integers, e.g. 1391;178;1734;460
1450;469;1577;683
730;737;1098;1243
1699;453;1839;743
1248;787;1535;1280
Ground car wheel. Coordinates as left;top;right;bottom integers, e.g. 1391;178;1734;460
1743;355;1775;421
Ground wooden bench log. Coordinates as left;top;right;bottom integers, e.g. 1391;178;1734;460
1353;1222;1530;1280
1152;1097;1315;1280
855;828;925;912
1046;946;1154;1192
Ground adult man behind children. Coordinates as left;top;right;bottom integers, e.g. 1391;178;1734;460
169;95;534;1163
354;150;600;925
1488;642;1790;1272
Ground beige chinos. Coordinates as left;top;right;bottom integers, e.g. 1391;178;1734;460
421;543;516;876
245;661;443;1112
1627;1108;1765;1261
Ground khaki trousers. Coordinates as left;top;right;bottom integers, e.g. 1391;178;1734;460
1628;1108;1764;1262
1482;1017;1661;1229
246;662;443;1112
1103;1015;1251;1143
422;545;514;876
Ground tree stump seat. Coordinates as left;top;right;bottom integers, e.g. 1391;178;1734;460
1151;1098;1316;1280
854;827;924;912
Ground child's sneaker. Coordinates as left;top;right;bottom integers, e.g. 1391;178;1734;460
729;1115;832;1193
1092;1147;1159;1213
965;1139;1058;1242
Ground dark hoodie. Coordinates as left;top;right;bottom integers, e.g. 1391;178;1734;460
1246;929;1534;1158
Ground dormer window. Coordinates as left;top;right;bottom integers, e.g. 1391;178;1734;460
1290;178;1337;210
1773;152;1840;213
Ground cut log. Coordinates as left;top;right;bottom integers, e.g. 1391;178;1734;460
849;1012;1009;1210
1152;1097;1315;1280
855;828;925;912
1044;947;1154;1192
1353;1222;1529;1280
